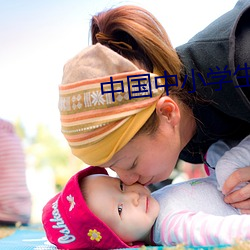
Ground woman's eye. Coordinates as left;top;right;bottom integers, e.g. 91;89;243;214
118;204;123;216
120;180;124;191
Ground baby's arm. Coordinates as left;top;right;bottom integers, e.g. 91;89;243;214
205;139;231;177
159;209;250;247
215;135;250;193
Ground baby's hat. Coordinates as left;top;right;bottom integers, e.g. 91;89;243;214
42;166;138;249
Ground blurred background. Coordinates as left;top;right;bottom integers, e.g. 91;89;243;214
0;0;238;223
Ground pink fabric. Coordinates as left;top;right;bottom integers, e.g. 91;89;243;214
0;119;31;224
159;210;250;246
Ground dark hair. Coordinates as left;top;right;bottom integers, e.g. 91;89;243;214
91;5;196;135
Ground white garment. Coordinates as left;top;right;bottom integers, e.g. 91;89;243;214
152;135;250;247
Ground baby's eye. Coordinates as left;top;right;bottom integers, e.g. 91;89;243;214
118;204;123;216
120;180;124;191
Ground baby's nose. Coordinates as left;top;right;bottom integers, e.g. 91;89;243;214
126;191;140;206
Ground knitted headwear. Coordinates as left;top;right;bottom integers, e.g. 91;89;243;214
42;166;141;249
59;43;164;165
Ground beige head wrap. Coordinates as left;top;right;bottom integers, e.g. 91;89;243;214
59;43;164;165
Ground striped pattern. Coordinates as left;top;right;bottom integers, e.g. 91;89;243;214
0;119;31;224
160;210;250;246
59;70;164;148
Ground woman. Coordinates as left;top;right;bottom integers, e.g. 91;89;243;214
59;1;250;211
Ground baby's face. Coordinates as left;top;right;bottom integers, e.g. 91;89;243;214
84;174;160;244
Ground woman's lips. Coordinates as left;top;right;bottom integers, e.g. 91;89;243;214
143;177;154;186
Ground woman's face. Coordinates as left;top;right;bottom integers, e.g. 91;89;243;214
100;116;182;186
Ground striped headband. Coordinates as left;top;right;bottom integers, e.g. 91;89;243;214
59;43;164;165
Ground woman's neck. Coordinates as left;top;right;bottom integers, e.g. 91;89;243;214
179;103;197;149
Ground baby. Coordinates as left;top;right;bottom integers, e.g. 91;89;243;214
42;135;250;249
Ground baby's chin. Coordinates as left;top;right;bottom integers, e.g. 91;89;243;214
148;196;160;218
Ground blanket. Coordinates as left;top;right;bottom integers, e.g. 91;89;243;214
0;225;248;250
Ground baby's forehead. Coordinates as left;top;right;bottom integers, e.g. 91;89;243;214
82;174;120;185
80;174;119;199
82;175;121;200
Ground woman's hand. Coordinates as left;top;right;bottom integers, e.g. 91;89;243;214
223;166;250;214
